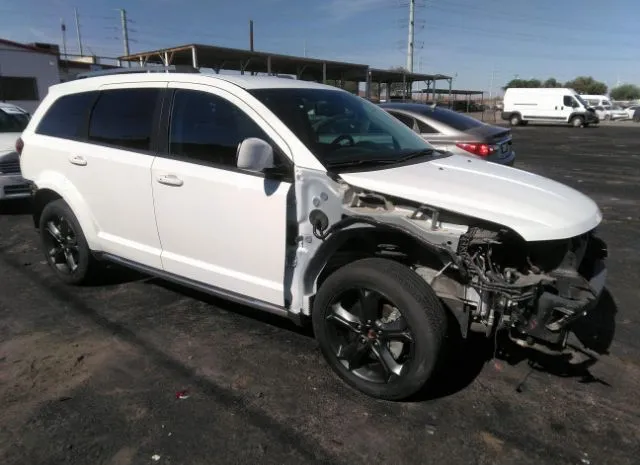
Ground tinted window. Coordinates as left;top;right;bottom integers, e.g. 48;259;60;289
36;91;97;139
416;120;438;134
389;112;416;129
89;88;159;151
169;89;270;167
418;107;484;131
563;96;574;106
0;110;29;133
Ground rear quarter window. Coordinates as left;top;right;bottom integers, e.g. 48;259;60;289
36;91;98;140
422;108;484;131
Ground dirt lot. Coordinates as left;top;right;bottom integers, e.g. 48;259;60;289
1;125;639;465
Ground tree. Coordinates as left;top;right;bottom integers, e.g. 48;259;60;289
564;76;607;95
543;78;562;88
610;84;640;101
502;78;542;90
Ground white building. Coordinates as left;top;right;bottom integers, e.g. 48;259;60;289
0;39;60;114
0;38;119;114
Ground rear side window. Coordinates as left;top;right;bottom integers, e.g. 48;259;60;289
416;120;438;134
88;88;160;151
36;91;97;139
421;108;483;131
390;112;416;129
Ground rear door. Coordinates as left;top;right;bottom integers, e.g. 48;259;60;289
33;83;167;268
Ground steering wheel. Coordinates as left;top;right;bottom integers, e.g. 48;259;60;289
330;134;355;147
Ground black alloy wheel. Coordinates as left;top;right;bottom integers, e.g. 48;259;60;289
313;258;447;400
43;214;80;275
39;199;97;285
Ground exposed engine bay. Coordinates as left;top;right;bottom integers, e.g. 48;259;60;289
310;185;608;354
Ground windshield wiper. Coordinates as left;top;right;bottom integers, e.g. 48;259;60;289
394;148;434;162
326;148;435;170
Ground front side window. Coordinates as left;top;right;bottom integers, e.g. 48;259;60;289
563;96;575;107
88;88;159;151
249;88;438;171
36;91;97;140
169;89;271;167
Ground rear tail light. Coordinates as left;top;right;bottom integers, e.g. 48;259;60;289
455;142;494;157
15;137;24;156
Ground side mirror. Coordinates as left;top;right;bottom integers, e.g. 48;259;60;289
236;138;274;172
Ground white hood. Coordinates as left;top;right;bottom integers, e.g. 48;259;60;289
339;154;602;242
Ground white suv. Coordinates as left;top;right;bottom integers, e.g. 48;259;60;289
18;70;608;400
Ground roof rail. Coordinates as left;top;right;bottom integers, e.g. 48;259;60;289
75;65;199;80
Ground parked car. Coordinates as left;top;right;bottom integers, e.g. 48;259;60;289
380;102;515;166
594;105;627;121
0;102;31;201
18;70;608;400
624;105;640;120
502;88;599;127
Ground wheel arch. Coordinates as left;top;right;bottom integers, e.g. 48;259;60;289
302;222;470;335
31;175;100;250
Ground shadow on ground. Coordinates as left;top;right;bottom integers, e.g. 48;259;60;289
412;288;618;400
0;198;32;216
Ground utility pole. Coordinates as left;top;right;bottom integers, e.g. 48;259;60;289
119;9;130;58
406;0;415;73
60;19;67;60
303;40;307;57
249;20;254;51
74;8;83;56
489;66;495;99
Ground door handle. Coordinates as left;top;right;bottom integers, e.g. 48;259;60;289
69;155;87;166
157;174;183;187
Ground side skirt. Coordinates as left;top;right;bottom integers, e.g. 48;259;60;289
94;252;295;322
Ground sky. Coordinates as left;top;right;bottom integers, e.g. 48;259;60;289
1;0;638;93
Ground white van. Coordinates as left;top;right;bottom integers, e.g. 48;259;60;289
502;88;599;127
580;94;627;120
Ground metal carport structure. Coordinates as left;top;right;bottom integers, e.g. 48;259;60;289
417;88;485;112
119;44;452;99
119;43;368;85
368;68;452;101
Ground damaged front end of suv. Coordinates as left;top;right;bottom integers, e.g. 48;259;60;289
306;181;608;357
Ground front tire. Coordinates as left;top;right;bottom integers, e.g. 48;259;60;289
39;199;98;285
571;116;585;127
312;258;447;400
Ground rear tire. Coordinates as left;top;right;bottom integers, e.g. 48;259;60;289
312;258;447;400
509;114;521;126
39;199;98;285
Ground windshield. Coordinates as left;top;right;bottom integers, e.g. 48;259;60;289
575;95;589;108
249;88;438;169
0;109;30;133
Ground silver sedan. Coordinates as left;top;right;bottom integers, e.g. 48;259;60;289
380;103;516;166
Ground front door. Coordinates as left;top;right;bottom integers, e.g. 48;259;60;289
151;84;293;306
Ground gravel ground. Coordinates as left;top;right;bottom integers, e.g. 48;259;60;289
1;125;639;465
